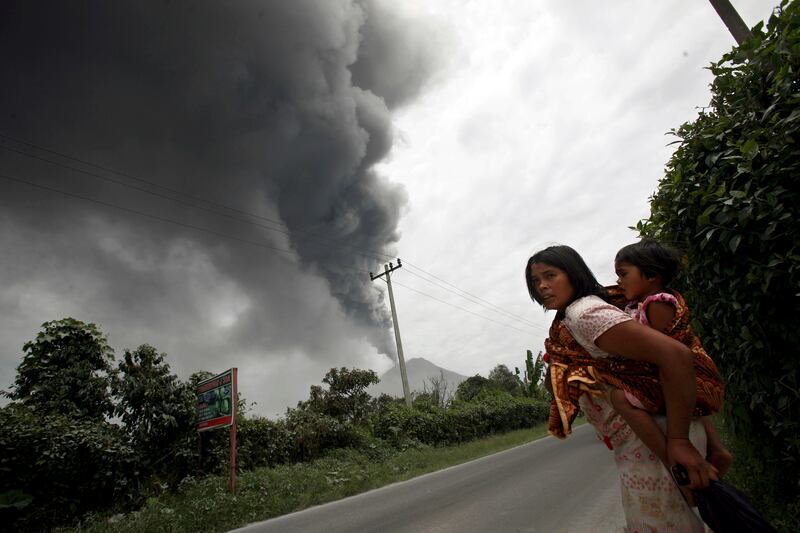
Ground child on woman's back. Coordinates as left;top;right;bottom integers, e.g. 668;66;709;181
611;239;733;477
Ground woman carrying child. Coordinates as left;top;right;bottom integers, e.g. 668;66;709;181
526;244;719;532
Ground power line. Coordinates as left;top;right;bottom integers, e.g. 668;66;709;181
402;267;539;329
0;132;288;228
0;170;549;337
403;260;536;326
0;132;539;330
0;143;291;230
0;135;399;266
392;279;546;336
0;172;298;258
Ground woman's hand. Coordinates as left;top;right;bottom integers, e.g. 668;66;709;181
667;438;718;488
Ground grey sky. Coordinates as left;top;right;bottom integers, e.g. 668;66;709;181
0;1;777;417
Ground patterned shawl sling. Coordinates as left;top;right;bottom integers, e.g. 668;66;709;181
544;286;725;439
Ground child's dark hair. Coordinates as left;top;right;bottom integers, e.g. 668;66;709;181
525;245;606;306
615;238;680;287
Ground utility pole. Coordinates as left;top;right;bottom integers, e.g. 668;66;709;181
708;0;753;45
370;259;411;407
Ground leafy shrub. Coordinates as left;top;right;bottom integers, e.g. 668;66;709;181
284;408;365;461
0;404;136;531
236;416;293;470
638;1;799;525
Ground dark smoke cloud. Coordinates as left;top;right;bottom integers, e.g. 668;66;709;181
0;0;439;413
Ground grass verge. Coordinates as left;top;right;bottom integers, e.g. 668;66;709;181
70;420;569;533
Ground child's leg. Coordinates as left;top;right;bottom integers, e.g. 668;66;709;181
608;388;668;466
701;415;733;477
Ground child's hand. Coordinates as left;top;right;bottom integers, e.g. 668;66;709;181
667;438;718;488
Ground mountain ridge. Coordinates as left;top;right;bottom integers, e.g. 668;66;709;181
369;357;469;399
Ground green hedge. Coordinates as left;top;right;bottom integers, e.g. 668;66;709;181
373;392;549;446
638;2;799;528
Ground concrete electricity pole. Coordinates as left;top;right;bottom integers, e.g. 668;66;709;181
370;259;411;407
708;0;753;45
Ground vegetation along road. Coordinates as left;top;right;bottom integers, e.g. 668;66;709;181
231;424;623;533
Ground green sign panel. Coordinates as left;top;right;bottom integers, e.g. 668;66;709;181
196;368;236;431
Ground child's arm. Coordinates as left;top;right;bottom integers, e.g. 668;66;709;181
645;301;676;332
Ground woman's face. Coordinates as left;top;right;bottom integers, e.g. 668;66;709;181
530;262;575;311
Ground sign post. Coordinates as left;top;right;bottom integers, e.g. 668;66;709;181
196;368;238;493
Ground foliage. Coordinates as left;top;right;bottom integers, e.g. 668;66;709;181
298;367;379;424
113;344;198;486
374;392;548;446
487;364;523;396
0;403;136;531
517;350;547;400
236;416;293;470
284;408;365;461
454;374;492;402
637;1;800;524
5;318;116;420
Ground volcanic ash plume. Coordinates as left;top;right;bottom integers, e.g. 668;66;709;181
0;0;440;364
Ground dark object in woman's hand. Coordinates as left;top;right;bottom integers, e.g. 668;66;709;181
672;465;777;532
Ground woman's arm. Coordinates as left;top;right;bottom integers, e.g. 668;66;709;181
594;320;717;488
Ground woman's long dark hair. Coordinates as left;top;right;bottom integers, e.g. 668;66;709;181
525;245;606;307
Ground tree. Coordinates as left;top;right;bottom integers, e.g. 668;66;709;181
518;350;547;400
488;364;522;396
113;344;196;478
299;367;379;423
455;374;491;402
6;318;116;420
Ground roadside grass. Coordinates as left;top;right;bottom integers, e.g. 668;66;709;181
69;420;572;533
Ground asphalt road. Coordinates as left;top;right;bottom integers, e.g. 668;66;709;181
231;424;625;533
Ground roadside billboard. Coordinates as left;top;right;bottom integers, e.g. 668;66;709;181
196;368;237;431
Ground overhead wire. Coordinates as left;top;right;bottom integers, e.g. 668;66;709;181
0;132;288;228
0;134;419;272
401;267;539;329
391;280;540;336
0;132;543;335
0;171;298;258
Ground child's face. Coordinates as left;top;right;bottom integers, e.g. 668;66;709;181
530;262;575;311
615;261;660;301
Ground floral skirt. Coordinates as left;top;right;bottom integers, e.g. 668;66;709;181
580;393;707;533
